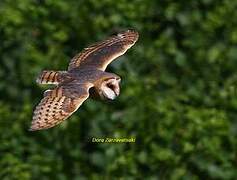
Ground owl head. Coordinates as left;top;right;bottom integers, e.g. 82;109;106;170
98;77;121;100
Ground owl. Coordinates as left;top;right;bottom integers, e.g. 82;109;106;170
30;30;139;131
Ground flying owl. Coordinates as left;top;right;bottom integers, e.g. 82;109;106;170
30;30;139;131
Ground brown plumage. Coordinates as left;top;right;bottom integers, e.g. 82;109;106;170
30;29;139;131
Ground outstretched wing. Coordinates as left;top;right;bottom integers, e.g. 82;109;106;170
30;83;93;131
68;29;139;71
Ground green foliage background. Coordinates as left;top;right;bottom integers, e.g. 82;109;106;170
0;0;237;179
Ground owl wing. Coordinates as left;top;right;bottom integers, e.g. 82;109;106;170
30;82;93;131
68;30;139;71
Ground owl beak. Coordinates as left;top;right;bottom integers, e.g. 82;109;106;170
114;86;120;96
110;79;120;96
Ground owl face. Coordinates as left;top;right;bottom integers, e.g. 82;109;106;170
99;77;121;100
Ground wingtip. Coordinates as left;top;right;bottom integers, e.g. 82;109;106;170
119;29;139;35
28;123;40;131
28;128;35;131
28;126;37;131
117;29;139;43
127;28;138;33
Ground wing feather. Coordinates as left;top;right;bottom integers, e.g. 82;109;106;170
68;30;139;71
30;83;93;131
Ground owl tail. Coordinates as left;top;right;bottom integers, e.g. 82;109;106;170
36;70;66;85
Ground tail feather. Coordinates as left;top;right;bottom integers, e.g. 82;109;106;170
36;70;65;85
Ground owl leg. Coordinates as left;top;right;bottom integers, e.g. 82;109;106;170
36;70;66;85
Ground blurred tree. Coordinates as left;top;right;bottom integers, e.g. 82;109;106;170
0;0;237;179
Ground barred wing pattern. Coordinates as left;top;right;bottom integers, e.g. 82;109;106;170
68;30;139;71
30;83;92;131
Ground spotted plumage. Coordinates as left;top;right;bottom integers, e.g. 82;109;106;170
30;30;139;131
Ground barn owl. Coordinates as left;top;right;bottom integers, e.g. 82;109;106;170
30;30;139;131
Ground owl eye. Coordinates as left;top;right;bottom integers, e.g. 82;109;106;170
107;84;114;89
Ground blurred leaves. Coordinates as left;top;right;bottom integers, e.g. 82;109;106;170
0;0;237;179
